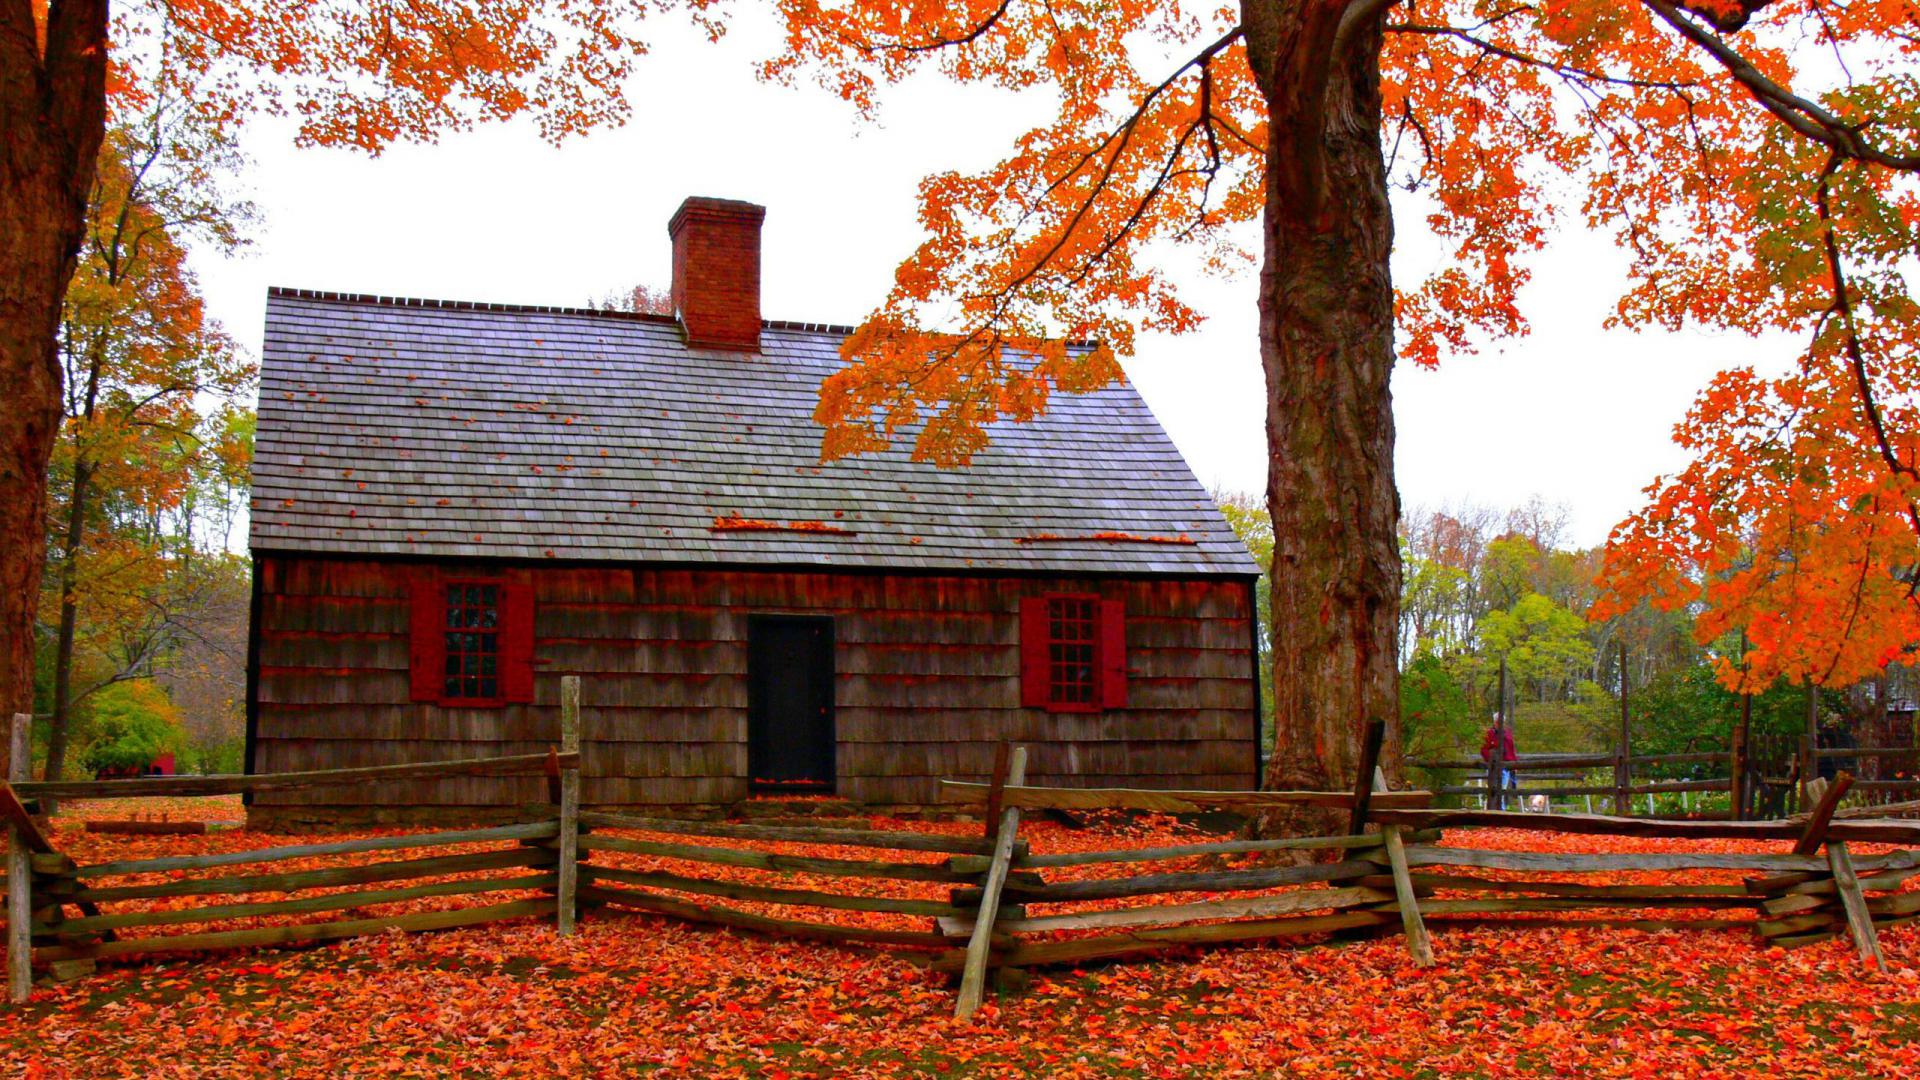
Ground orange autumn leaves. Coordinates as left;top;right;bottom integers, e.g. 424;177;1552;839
766;0;1909;465
1590;12;1920;688
104;0;727;153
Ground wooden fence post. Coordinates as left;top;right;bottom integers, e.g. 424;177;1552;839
1793;775;1850;856
1373;766;1433;967
984;741;1011;846
1799;735;1817;811
1348;720;1385;835
556;677;581;936
1731;694;1751;821
1488;658;1508;811
957;745;1026;1020
8;713;31;1003
1792;773;1882;969
1826;838;1886;972
1615;642;1630;817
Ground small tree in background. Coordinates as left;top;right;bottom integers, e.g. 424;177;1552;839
596;285;675;317
1216;490;1274;752
76;679;183;777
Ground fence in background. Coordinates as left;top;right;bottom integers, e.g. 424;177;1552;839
1409;751;1736;816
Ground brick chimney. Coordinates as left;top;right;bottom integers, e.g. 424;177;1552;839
668;196;765;353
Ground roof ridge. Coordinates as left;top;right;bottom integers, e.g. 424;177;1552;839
265;287;1100;347
267;286;862;335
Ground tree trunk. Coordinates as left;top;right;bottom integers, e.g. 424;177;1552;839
46;456;93;788
0;210;70;776
1244;0;1401;831
0;0;113;777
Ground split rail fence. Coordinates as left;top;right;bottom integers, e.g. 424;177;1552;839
10;697;1920;1020
1417;737;1920;821
1411;750;1737;816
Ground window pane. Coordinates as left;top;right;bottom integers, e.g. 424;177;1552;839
440;582;503;701
1044;596;1098;706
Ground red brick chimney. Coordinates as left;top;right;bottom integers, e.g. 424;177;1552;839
668;196;765;353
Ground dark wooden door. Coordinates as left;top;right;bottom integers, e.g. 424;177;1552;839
748;615;836;790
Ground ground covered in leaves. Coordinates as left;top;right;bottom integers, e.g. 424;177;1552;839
6;803;1920;1077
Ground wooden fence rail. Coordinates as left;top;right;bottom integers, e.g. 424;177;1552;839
1410;750;1739;816
4;698;584;1004
13;710;1920;1015
11;752;581;801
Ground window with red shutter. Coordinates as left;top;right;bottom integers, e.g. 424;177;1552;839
407;573;445;703
408;573;534;706
1019;597;1050;709
1097;598;1128;709
1020;593;1124;713
498;582;535;703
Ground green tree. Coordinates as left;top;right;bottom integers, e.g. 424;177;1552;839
76;678;183;775
1400;655;1475;761
1480;593;1597;698
1216;490;1274;753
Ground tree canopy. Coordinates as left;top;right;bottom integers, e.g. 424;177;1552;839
7;0;1917;790
758;1;1920;719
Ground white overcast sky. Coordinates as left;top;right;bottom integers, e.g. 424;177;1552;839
190;13;1801;550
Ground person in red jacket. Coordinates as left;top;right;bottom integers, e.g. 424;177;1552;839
1479;712;1517;792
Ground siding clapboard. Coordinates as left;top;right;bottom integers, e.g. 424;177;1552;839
251;557;1258;815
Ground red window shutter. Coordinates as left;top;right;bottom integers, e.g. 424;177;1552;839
1097;599;1128;710
407;572;445;704
500;582;536;703
1019;597;1049;709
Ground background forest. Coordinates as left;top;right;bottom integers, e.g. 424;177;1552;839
1220;494;1914;778
28;81;257;783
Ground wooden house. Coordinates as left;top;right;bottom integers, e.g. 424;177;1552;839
245;196;1262;826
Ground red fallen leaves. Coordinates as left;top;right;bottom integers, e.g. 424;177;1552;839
1015;532;1198;545
710;515;858;536
7;810;1920;1077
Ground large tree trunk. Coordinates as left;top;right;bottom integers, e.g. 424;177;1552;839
0;0;112;777
1244;0;1402;828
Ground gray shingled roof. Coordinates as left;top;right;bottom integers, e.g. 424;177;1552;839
250;289;1258;576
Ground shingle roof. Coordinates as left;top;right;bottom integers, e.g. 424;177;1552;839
250;289;1258;576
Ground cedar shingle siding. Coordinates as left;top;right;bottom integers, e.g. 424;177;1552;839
247;289;1260;824
250;560;1258;826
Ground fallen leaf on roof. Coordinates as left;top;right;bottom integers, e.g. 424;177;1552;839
710;516;857;536
1014;531;1198;545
